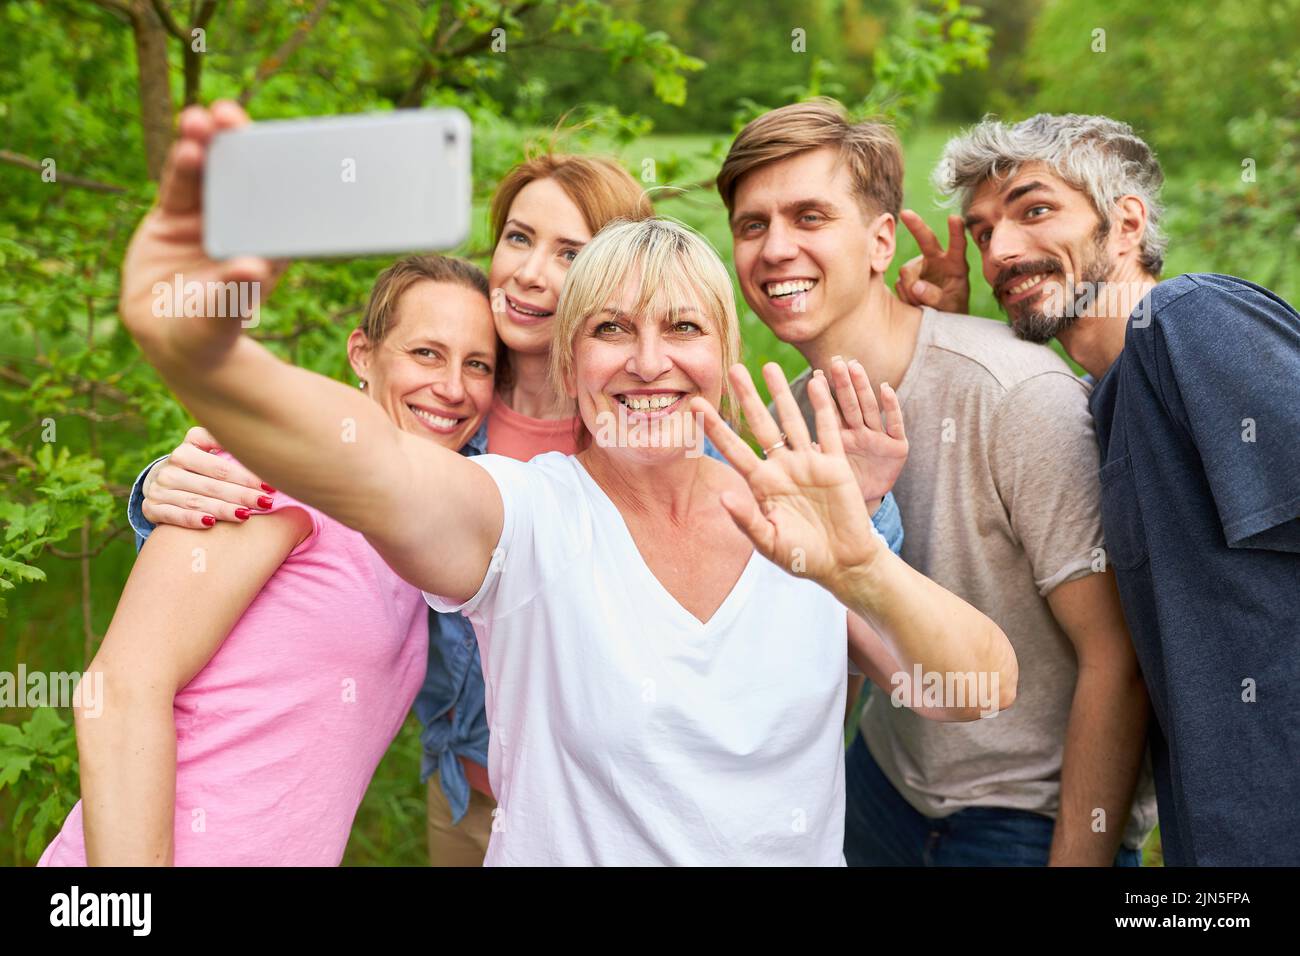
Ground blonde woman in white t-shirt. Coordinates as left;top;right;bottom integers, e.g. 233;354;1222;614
117;101;1017;866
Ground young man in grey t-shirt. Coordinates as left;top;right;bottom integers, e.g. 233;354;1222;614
718;99;1158;865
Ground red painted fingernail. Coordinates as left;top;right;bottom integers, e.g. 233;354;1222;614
261;483;277;494
257;495;273;509
235;508;250;520
201;515;216;527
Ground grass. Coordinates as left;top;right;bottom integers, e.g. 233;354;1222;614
342;715;428;867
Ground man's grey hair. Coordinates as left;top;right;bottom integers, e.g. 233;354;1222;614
934;113;1167;276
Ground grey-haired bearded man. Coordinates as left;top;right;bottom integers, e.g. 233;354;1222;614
901;113;1300;866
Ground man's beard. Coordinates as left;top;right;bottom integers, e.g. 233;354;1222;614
997;231;1114;345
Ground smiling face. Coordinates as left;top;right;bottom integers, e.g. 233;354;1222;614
965;162;1118;344
567;275;724;466
348;279;497;451
487;176;594;358
730;147;889;346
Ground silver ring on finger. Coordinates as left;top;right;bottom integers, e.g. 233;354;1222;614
761;434;788;458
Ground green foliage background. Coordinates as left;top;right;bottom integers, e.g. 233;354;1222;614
1;0;1295;866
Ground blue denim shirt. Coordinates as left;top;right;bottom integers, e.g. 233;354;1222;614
126;426;904;826
870;491;904;555
126;455;169;545
411;422;491;823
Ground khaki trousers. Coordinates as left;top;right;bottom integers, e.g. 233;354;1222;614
426;772;496;867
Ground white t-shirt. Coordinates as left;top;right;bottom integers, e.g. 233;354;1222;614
424;452;849;866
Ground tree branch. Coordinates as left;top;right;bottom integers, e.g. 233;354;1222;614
252;304;362;342
81;520;97;660
0;360;135;406
0;150;128;194
49;523;132;561
0;445;38;474
0;449;130;495
397;60;439;109
86;0;133;22
396;0;451;109
52;407;135;424
238;0;330;107
194;0;217;31
182;0;221;105
399;0;542;108
148;0;187;41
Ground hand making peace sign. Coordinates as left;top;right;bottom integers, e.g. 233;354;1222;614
894;209;972;315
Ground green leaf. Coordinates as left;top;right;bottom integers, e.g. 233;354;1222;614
0;752;35;789
0;555;46;586
22;707;70;754
12;792;37;832
25;792;66;861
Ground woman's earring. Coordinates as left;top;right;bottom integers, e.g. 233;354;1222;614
358;380;368;391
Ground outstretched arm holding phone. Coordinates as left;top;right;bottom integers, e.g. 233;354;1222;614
121;101;500;603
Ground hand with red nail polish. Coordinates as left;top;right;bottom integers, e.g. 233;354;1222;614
140;426;278;529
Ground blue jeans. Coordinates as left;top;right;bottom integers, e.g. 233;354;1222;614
844;733;1142;867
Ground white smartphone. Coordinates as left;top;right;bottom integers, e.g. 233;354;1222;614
203;109;472;259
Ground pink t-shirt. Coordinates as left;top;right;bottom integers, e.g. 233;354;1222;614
39;487;427;867
486;393;580;459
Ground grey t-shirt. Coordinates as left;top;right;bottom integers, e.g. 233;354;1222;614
789;307;1158;849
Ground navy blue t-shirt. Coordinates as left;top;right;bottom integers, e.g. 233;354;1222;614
1089;273;1300;866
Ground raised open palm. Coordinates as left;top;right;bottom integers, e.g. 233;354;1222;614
820;356;908;504
692;363;885;592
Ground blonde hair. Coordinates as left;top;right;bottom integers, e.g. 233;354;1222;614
717;97;904;221
548;218;741;439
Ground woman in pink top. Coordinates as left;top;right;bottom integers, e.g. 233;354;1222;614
39;255;499;866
